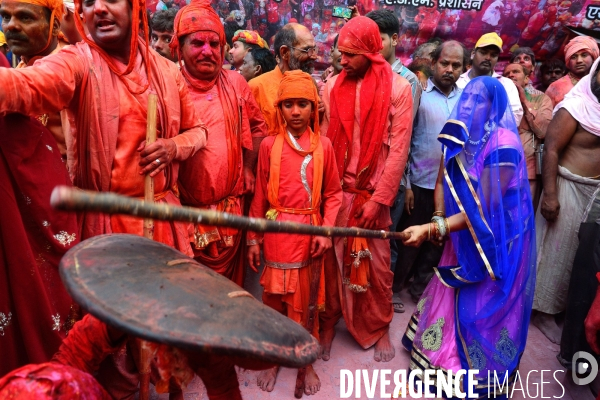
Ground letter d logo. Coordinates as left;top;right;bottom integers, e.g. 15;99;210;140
572;351;599;385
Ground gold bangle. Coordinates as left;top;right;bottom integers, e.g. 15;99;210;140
433;210;445;217
444;218;450;235
427;223;431;241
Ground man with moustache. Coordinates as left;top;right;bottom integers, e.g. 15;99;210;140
546;35;599;106
534;57;600;344
249;23;317;133
171;0;267;287
456;32;523;125
503;62;552;209
0;0;71;158
395;41;465;308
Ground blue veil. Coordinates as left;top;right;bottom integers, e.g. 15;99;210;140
436;77;536;394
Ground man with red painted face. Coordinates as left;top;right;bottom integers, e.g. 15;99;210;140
171;0;267;287
319;16;413;363
0;0;207;257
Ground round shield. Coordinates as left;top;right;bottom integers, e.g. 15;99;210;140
59;234;319;368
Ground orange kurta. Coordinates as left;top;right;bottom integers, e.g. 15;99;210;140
0;40;207;256
320;73;413;348
179;69;267;285
248;131;342;332
248;65;284;134
16;39;70;159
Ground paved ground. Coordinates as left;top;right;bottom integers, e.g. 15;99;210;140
157;287;596;399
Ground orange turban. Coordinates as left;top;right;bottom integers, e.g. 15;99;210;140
565;35;599;63
171;0;225;54
0;0;64;22
0;0;65;54
274;70;320;136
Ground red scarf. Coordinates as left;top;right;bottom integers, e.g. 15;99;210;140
326;16;393;189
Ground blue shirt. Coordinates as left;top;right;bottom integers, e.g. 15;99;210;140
408;78;461;190
391;59;422;188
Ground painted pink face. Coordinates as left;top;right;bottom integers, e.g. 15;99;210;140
180;30;222;80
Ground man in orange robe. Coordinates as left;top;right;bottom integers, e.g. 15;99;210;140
247;70;342;395
0;0;207;256
248;23;317;134
319;16;413;363
171;0;267;287
1;0;71;159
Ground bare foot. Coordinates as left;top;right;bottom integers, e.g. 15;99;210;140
533;312;562;344
318;327;336;361
257;366;279;392
304;365;321;396
374;331;395;362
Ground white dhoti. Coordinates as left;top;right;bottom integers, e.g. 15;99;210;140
533;165;600;314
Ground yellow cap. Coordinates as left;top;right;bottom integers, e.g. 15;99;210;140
474;32;503;51
0;32;6;47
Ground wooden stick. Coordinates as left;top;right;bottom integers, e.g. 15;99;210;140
51;186;411;241
143;93;158;239
139;93;158;400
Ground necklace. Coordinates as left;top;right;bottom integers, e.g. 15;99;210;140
468;130;490;146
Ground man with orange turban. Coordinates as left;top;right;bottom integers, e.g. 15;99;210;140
247;70;342;395
319;16;413;363
249;23;318;134
171;0;267;287
0;0;207;255
0;0;71;158
546;35;599;106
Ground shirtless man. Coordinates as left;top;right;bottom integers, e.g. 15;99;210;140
533;58;600;344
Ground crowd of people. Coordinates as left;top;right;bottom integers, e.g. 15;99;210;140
1;0;600;397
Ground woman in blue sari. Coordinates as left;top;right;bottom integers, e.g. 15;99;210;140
400;76;536;398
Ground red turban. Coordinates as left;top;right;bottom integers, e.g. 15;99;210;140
326;16;393;188
565;35;600;63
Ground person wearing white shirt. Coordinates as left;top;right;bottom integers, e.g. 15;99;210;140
456;32;523;125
